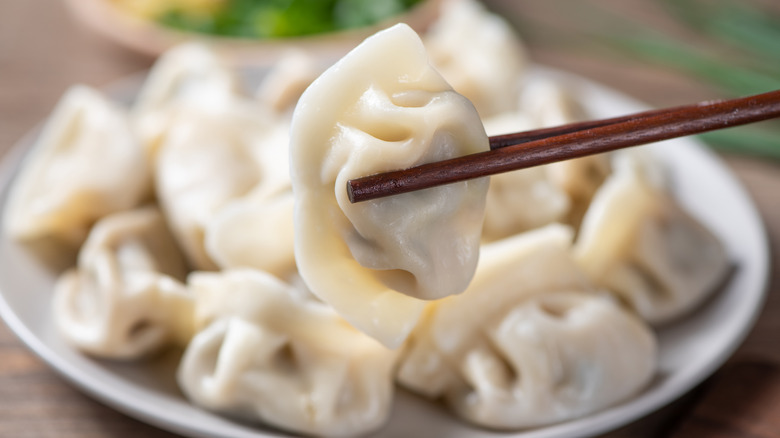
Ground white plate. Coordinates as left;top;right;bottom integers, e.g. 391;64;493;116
0;68;769;438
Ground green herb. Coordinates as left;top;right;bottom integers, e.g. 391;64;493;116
157;0;424;39
606;35;780;97
662;0;780;63
521;0;780;160
700;127;780;160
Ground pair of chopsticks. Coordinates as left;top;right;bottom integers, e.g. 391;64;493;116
347;89;780;203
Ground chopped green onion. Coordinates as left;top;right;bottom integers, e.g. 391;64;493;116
157;0;424;39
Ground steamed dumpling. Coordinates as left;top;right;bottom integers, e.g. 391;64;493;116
519;77;612;228
132;43;239;160
178;269;398;437
574;151;730;325
480;77;612;238
425;0;526;118
480;163;570;241
154;102;287;270
289;24;489;347
479;80;590;241
53;206;192;359
201;116;294;276
397;224;657;429
147;47;291;271
547;153;611;229
4;85;150;245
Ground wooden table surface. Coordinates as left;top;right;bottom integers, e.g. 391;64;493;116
1;0;779;437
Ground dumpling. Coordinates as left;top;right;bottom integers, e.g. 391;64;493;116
574;151;731;325
479;78;614;238
518;77;612;228
478;83;579;241
546;153;611;229
424;0;526;118
4;85;150;245
289;24;490;348
480;163;570;241
255;50;323;115
53;206;193;359
132;43;239;160
516;76;588;127
133;43;237;115
154;102;286;270
204;189;296;280
397;224;657;429
178;269;399;437
147;46;291;271
201;109;294;276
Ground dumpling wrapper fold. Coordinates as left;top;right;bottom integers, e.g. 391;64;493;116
53;206;192;359
178;269;399;437
398;224;657;429
4;85;149;245
575;151;731;325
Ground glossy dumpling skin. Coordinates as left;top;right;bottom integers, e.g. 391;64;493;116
425;0;526;118
4;85;150;245
397;225;657;429
178;269;399;437
53;206;192;359
574;151;731;325
289;24;489;348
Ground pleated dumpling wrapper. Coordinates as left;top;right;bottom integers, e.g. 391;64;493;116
202;112;295;278
397;224;657;429
178;269;399;437
574;151;731;325
478;105;571;242
155;100;288;271
4;85;150;245
519;77;612;228
479;77;611;240
289;24;490;348
53;206;193;359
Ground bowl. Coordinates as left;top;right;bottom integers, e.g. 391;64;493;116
63;0;445;65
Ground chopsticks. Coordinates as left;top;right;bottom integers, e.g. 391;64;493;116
347;89;780;203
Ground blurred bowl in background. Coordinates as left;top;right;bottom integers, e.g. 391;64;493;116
63;0;444;65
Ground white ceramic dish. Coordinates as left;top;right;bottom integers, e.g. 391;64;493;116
0;67;769;438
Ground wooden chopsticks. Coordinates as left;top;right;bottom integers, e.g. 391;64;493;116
347;89;780;203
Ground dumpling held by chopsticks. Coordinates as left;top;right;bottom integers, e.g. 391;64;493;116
289;24;490;348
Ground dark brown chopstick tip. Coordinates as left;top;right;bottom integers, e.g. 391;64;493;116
348;172;407;203
346;180;357;203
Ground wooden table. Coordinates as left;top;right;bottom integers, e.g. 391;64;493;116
0;0;778;437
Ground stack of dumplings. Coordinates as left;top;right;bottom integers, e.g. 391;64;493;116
2;0;730;436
